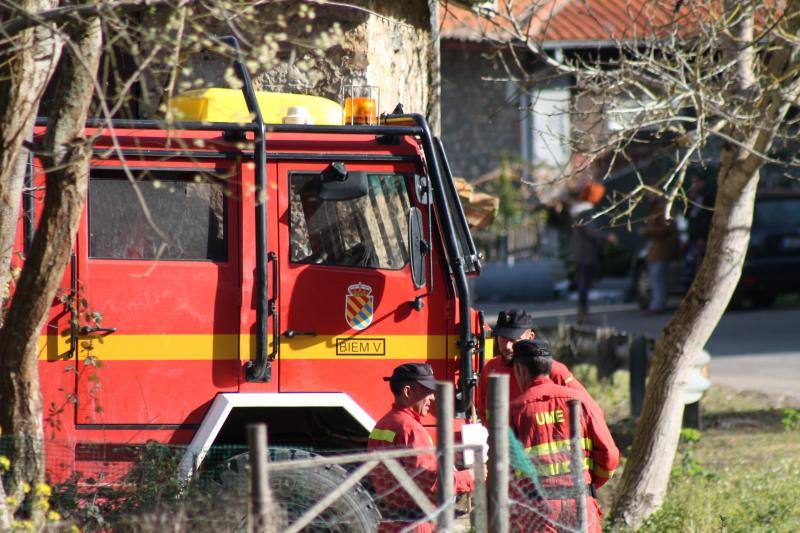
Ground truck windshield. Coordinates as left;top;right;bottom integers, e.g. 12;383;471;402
290;172;411;270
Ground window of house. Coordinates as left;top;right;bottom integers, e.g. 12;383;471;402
290;172;410;269
520;86;571;173
88;169;228;261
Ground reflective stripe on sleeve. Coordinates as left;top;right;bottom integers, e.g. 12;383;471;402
368;428;396;443
564;376;574;384
592;464;615;479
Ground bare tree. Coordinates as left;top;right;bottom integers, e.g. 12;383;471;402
0;0;61;314
451;0;800;527
0;1;432;528
0;4;101;527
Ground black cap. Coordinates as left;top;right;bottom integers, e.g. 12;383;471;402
493;309;534;339
383;363;437;391
512;339;552;361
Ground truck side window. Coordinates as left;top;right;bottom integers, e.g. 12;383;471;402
290;172;410;269
88;169;227;261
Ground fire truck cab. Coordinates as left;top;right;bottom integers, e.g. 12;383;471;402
27;47;487;486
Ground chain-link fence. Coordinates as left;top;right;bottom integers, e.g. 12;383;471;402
507;429;599;533
2;377;596;532
1;437;484;532
1;431;595;532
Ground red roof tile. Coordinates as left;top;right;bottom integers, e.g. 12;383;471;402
440;0;712;45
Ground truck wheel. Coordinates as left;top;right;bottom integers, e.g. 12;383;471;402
210;449;381;532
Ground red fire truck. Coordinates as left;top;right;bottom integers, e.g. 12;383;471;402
21;39;488;523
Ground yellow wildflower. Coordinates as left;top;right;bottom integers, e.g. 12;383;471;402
34;482;51;498
12;519;34;531
33;498;50;512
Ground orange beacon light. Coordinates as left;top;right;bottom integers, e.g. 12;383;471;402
344;97;378;125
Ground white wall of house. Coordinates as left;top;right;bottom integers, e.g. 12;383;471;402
519;84;571;180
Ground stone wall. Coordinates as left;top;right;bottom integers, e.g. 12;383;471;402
363;1;432;119
135;1;433;122
440;42;520;180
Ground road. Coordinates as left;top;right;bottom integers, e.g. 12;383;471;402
476;297;800;405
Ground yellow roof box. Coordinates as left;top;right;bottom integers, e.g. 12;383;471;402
167;88;343;125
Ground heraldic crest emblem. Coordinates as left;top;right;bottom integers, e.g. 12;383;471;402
345;282;374;330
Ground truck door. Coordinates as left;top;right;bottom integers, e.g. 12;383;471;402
276;161;449;417
75;163;241;425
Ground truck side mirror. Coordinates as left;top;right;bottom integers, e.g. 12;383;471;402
414;174;431;205
408;207;427;289
318;163;368;201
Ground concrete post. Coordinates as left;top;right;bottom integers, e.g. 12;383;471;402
247;423;271;533
488;374;509;533
568;400;587;533
629;335;649;417
436;381;455;530
471;444;489;533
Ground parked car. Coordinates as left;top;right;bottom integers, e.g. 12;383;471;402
473;258;567;302
631;191;800;309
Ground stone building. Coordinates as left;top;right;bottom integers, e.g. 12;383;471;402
127;1;441;129
439;0;679;189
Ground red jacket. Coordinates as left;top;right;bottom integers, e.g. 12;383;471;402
509;377;619;489
476;356;591;421
367;404;474;511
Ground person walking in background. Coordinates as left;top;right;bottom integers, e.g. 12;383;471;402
570;182;617;323
640;194;680;315
508;340;619;533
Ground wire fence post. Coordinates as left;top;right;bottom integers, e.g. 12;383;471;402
471;444;489;533
568;400;587;533
248;423;272;533
436;381;455;531
488;374;509;533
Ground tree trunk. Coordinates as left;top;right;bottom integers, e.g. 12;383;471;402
0;472;9;533
610;2;800;526
0;11;101;519
610;163;759;527
0;0;61;313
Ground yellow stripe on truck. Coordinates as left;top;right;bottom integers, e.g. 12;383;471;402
38;334;453;361
38;334;239;361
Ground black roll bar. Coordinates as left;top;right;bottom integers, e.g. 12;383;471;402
217;36;271;383
387;113;476;417
47;117;422;137
23;149;35;255
433;137;482;274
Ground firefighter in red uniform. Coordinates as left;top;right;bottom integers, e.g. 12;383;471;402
509;340;619;533
368;363;476;532
476;309;595;421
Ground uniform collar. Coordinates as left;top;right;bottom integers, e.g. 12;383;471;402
392;402;422;422
532;376;552;386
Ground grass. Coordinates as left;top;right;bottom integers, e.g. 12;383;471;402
572;365;800;532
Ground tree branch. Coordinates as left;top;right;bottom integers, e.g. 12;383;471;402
0;0;191;38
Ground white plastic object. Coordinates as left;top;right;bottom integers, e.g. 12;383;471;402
461;423;489;466
283;105;313;124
